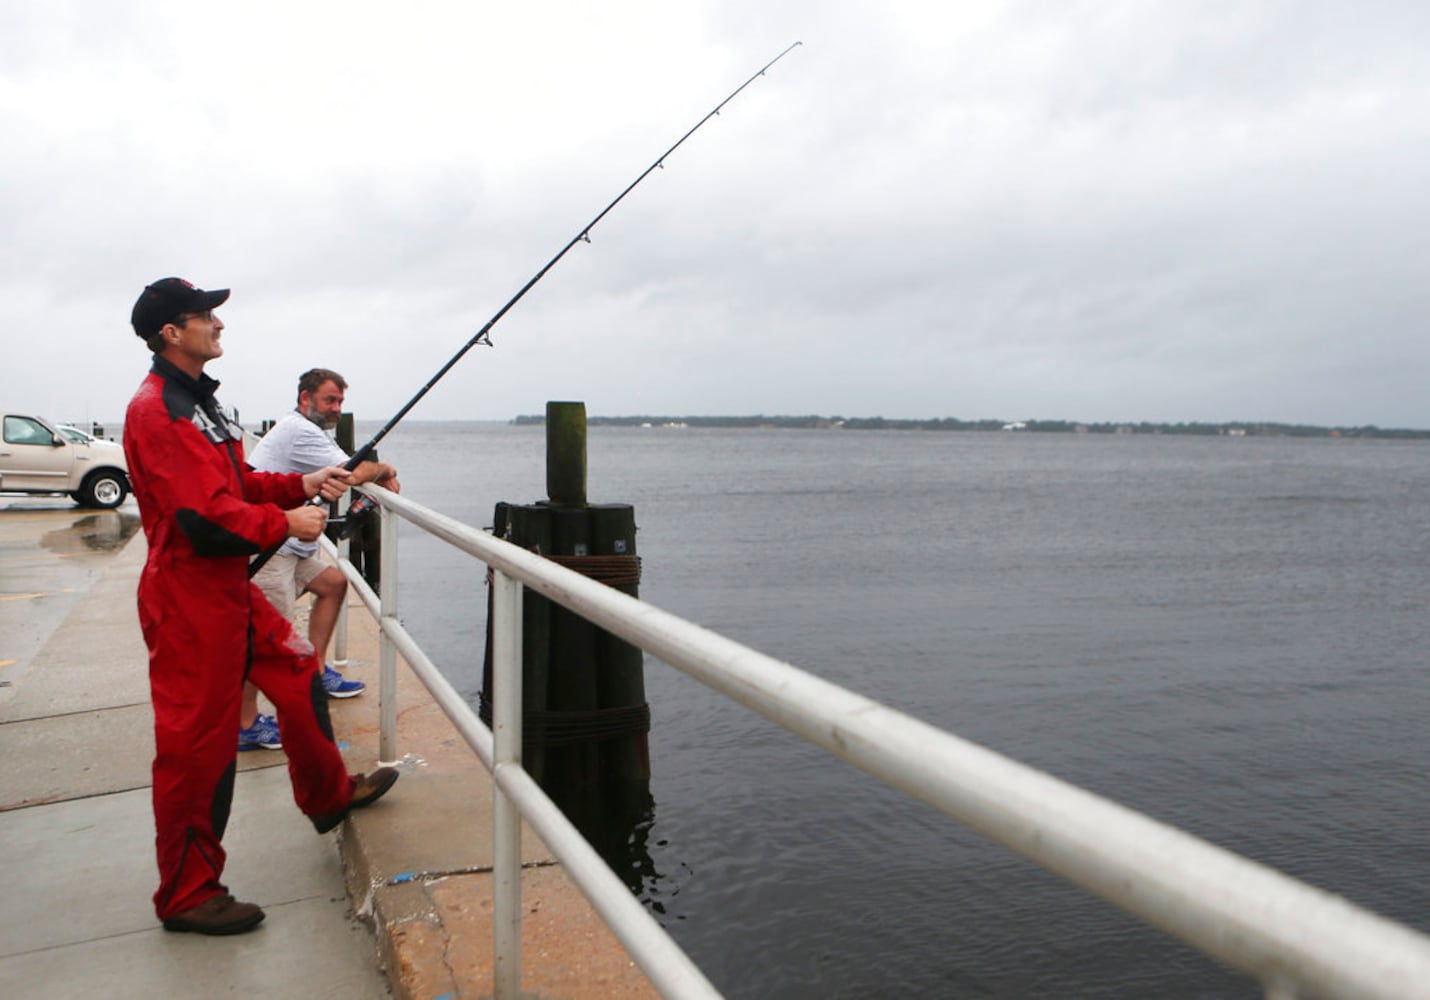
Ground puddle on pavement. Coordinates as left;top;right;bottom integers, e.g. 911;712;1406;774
41;511;142;555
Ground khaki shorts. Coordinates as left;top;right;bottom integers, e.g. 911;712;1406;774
251;551;329;620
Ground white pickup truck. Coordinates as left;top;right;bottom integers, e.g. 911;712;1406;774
0;412;131;509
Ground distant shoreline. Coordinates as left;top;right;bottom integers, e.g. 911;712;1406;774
71;415;1430;442
511;414;1430;439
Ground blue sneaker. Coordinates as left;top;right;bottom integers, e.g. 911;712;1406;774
321;664;365;699
238;713;282;751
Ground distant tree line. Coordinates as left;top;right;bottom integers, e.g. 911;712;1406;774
510;414;1430;439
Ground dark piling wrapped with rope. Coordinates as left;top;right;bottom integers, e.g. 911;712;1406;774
479;403;651;805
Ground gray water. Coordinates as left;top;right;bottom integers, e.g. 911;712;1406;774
377;423;1430;997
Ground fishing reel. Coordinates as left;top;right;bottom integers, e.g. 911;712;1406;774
327;492;379;540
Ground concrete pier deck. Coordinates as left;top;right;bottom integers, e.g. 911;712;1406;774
0;502;657;999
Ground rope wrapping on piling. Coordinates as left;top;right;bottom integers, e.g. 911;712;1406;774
478;693;651;747
481;550;648;746
486;553;641;589
541;553;642;587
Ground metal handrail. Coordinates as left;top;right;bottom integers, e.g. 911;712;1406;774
325;485;1430;1000
321;494;720;998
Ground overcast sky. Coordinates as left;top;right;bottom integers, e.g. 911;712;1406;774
4;1;1428;429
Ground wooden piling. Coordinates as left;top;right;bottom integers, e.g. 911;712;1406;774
590;503;650;783
483;401;651;862
545;401;587;507
334;413;380;587
488;502;553;782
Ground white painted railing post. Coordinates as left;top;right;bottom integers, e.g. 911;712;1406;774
332;532;350;669
377;503;399;765
491;569;524;998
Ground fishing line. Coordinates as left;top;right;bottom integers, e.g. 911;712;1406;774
251;41;802;576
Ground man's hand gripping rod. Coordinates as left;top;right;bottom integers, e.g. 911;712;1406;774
249;41;801;578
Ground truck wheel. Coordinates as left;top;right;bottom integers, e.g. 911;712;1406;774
78;470;130;509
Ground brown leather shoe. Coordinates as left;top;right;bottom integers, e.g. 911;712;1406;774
312;767;399;834
162;892;265;935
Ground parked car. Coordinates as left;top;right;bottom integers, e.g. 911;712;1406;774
0;412;131;508
55;424;101;444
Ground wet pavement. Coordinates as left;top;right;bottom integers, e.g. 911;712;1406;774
0;498;142;699
0;508;390;999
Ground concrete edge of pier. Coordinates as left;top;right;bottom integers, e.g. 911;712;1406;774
303;558;659;999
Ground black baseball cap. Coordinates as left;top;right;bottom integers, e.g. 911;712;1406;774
131;277;230;340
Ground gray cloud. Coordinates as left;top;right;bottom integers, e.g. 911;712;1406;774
3;1;1428;429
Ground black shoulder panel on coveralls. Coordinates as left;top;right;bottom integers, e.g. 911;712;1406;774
176;509;264;556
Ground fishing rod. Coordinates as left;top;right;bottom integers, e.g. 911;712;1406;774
251;41;802;575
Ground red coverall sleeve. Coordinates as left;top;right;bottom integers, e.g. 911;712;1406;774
139;420;301;557
239;463;310;509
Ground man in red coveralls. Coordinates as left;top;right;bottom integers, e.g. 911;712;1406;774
124;277;399;935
